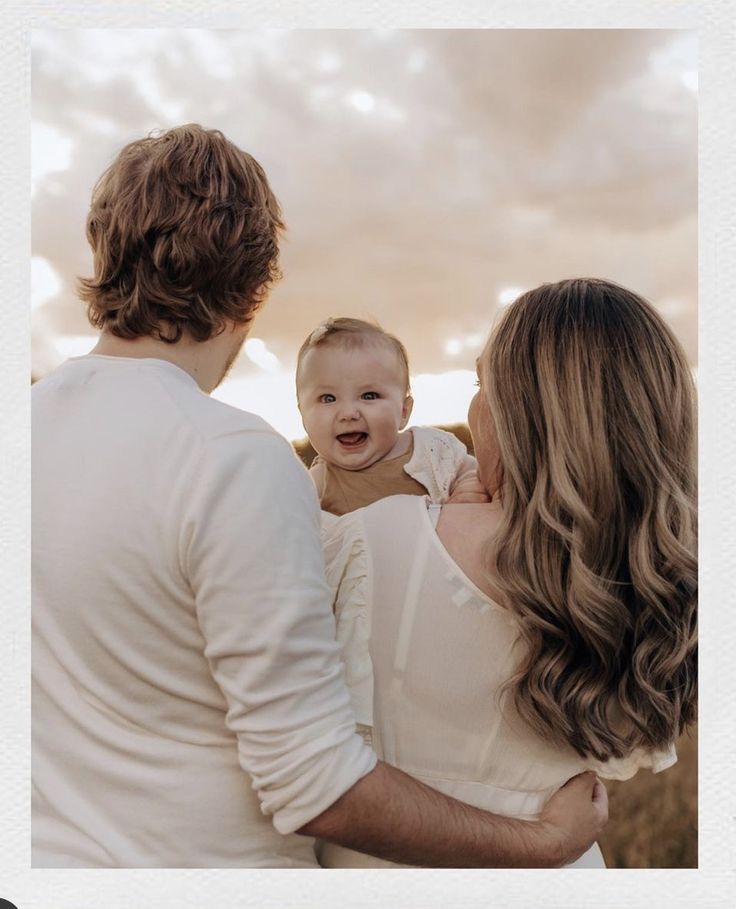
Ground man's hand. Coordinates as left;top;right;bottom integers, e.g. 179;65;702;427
447;470;491;504
533;772;608;867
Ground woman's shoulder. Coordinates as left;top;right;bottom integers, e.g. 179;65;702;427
437;500;504;545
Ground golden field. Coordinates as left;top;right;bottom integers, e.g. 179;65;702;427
599;727;697;868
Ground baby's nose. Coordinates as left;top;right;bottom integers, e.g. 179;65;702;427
338;403;361;421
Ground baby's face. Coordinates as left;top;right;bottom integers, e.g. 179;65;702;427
298;342;413;471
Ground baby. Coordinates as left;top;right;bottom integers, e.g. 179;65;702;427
296;317;487;515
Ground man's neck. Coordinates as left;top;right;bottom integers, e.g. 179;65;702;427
90;324;248;394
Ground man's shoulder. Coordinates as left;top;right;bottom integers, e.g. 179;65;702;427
162;378;284;447
194;394;280;440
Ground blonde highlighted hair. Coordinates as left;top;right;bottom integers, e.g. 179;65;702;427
483;278;697;760
80;124;284;343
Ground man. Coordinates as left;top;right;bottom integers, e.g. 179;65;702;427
32;124;606;868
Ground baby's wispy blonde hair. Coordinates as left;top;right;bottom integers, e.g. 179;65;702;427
296;317;411;396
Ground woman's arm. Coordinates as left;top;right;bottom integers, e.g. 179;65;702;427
299;761;608;868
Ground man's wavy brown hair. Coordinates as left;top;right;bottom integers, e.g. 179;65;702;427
482;278;697;761
79;124;284;343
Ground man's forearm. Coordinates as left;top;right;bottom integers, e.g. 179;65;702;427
297;760;558;868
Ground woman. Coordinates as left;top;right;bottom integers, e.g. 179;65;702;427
319;278;697;867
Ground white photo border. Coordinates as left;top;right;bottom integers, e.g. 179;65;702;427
3;1;733;907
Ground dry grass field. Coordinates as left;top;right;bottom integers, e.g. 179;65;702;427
599;727;697;868
294;425;698;869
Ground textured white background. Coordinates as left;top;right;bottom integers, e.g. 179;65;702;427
3;1;734;907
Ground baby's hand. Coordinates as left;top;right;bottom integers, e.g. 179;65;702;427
447;470;491;504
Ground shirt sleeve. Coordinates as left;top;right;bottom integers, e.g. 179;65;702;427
321;510;374;729
180;429;376;834
406;426;473;503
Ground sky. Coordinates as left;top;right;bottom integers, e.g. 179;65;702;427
31;28;697;440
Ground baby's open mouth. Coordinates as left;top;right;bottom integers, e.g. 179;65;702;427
337;432;368;448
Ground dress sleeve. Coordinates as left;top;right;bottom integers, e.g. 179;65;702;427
405;426;473;503
321;510;374;731
590;742;678;781
181;430;376;834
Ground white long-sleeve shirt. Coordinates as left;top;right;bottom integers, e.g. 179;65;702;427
32;355;376;867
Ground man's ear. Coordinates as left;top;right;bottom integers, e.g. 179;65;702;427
400;394;414;429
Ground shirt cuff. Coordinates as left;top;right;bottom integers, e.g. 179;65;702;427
268;732;378;834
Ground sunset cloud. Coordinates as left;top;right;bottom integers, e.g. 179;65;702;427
31;28;697;424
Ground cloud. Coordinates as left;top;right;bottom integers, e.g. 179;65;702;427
31;28;697;382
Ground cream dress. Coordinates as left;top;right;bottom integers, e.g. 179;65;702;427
319;495;677;868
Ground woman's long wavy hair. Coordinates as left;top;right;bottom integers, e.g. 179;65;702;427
482;278;697;761
79;124;284;343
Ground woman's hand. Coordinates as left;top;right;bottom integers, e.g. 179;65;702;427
533;772;609;866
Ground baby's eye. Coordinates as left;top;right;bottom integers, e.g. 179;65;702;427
473;379;480;387
319;394;336;403
361;391;380;400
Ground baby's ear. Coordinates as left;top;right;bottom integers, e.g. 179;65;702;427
400;394;414;429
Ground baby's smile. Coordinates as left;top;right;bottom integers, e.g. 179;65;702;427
336;431;368;449
298;341;414;470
